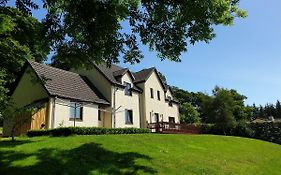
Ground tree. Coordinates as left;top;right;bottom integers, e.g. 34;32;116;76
0;7;50;114
276;100;281;118
180;102;200;124
2;0;247;67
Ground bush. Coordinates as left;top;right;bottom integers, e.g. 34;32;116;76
27;127;151;137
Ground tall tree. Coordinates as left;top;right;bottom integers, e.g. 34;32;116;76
0;7;50;113
276;100;281;118
2;0;247;67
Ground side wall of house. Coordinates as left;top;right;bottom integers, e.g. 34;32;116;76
142;71;179;125
73;68;112;102
3;66;49;136
113;72;141;128
51;98;100;128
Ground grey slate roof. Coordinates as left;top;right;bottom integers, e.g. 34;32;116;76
133;67;155;83
28;61;109;105
94;63;141;92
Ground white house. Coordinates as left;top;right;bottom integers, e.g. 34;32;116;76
3;60;179;136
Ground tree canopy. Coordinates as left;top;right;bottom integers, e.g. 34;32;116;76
2;0;247;67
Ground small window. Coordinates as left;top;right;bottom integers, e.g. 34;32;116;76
167;96;173;107
98;109;101;121
150;88;154;98
169;117;175;123
124;82;132;96
125;109;133;124
154;113;159;123
157;90;161;101
70;103;83;120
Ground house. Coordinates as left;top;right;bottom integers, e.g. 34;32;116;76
3;60;179;136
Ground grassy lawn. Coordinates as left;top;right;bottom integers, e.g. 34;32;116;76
0;134;281;175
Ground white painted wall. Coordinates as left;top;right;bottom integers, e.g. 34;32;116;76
141;71;180;124
113;73;141;128
52;98;99;128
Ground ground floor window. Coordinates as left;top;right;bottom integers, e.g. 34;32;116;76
98;109;101;121
125;109;133;124
169;117;175;123
154;113;159;123
69;102;83;120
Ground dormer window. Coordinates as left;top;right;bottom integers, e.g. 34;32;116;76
124;82;132;96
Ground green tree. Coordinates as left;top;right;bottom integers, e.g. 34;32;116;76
0;7;50;114
180;102;200;124
276;100;281;118
3;0;247;66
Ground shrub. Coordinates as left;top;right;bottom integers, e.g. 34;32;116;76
27;127;151;137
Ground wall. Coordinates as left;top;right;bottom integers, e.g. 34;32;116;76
113;72;141;128
3;66;49;136
141;71;179;125
73;67;112;102
52;98;99;128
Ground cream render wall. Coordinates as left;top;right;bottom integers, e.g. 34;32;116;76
52;98;99;128
142;71;179;124
3;66;49;136
112;85;141;128
73;68;112;101
11;67;49;108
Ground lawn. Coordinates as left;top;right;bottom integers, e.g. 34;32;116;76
0;134;281;175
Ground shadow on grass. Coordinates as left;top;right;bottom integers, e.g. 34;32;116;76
0;140;34;148
0;142;157;175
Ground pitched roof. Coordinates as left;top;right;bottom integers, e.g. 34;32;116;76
94;63;141;92
133;67;155;83
28;61;109;105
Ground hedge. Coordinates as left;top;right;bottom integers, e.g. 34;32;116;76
26;127;151;137
201;122;281;145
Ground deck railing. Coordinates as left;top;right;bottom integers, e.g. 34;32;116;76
147;122;201;134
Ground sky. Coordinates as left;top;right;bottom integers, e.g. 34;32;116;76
9;0;281;105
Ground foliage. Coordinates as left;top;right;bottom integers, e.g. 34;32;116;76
251;100;281;119
180;102;200;124
2;0;246;67
0;7;50;115
1;135;281;175
26;127;151;137
200;86;252;134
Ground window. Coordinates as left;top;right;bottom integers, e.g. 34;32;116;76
157;90;161;100
69;103;83;120
167;96;173;107
98;109;101;121
124;82;132;96
154;113;159;123
150;88;154;98
169;117;175;123
125;109;133;124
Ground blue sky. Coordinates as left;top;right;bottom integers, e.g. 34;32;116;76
10;0;281;105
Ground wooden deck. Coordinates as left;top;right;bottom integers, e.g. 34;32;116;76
147;122;201;134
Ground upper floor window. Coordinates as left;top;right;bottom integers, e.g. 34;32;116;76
125;109;133;124
157;90;161;101
69;102;83;120
167;96;173;107
124;82;132;96
150;88;154;98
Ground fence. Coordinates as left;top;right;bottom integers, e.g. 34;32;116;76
147;122;201;134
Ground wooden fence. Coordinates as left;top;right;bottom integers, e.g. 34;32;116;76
147;122;201;134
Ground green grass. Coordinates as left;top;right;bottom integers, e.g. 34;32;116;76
0;134;281;175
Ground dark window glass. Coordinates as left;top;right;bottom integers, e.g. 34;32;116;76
98;110;101;121
157;91;161;100
150;88;154;98
125;109;133;124
70;103;83;120
124;82;132;96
